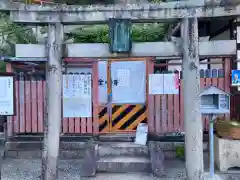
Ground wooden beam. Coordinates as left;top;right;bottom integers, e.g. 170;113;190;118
15;40;236;59
2;1;240;24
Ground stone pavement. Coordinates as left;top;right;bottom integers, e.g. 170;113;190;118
1;158;240;180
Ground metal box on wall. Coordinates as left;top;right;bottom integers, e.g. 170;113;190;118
200;86;230;114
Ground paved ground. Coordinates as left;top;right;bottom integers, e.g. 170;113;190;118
1;158;240;180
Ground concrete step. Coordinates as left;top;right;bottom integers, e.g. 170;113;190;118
6;149;86;159
5;141;86;151
5;148;209;160
98;133;135;142
5;141;209;160
98;142;148;157
98;141;207;159
154;141;208;151
85;172;157;180
96;156;151;173
5;140;208;151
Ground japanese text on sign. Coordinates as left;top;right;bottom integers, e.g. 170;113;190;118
149;73;179;95
116;68;130;87
63;74;92;118
0;76;14;116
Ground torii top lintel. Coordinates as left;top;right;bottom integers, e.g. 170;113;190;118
1;0;240;25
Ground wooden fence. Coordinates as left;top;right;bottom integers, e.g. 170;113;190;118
7;73;98;136
7;68;232;136
150;69;230;134
8;74;45;135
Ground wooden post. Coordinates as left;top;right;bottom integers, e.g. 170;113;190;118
181;18;204;180
43;23;63;180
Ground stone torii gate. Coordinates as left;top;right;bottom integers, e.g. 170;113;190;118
1;0;240;180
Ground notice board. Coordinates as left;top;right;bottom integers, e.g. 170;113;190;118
0;74;14;116
149;73;179;95
63;74;92;118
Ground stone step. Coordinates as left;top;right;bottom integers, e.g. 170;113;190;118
86;172;157;180
5;148;209;160
5;141;209;160
98;142;148;157
5;140;208;151
96;156;151;173
98;133;135;142
5;141;87;151
98;141;208;158
154;141;208;152
6;150;86;159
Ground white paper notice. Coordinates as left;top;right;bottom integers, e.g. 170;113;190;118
163;74;179;94
149;74;164;94
0;76;14;115
63;74;92;118
149;73;179;95
116;68;130;87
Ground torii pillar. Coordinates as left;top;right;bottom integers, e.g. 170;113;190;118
181;18;204;180
42;23;64;180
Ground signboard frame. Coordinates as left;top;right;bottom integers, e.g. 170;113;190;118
148;73;180;95
231;70;240;86
62;74;92;118
0;72;15;116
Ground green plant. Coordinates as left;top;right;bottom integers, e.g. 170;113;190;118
66;23;168;43
0;12;37;56
175;146;185;159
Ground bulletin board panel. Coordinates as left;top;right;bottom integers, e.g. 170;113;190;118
0;73;15;116
102;57;152;133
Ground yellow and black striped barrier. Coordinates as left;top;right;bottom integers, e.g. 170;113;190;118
99;104;147;133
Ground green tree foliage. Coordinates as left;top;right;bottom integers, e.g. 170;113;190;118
0;12;37;56
67;24;168;43
0;12;37;71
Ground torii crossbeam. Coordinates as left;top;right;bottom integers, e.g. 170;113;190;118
0;0;239;24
